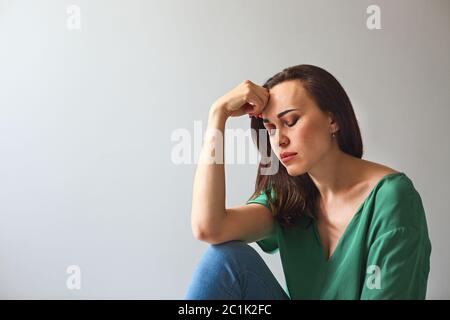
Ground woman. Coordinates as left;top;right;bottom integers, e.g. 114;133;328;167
185;64;431;300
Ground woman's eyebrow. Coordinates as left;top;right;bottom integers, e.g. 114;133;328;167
262;108;297;123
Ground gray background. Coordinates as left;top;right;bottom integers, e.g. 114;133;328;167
0;0;449;299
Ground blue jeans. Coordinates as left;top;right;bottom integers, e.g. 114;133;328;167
184;240;291;300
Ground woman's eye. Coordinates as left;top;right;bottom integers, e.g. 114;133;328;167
265;118;299;136
286;118;299;127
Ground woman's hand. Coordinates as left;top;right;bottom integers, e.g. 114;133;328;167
210;80;269;119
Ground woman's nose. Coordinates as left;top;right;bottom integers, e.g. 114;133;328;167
278;132;289;147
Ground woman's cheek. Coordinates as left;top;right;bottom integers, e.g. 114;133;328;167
296;123;324;155
295;125;309;141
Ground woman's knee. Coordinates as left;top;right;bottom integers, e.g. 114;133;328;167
205;240;261;264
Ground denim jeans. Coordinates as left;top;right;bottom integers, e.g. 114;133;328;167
184;240;291;300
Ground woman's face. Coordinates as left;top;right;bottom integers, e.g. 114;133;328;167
261;80;339;176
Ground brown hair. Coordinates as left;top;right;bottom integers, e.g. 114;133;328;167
247;64;363;229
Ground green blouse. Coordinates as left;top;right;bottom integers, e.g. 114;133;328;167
246;172;431;300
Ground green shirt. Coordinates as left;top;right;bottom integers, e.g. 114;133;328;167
246;172;431;300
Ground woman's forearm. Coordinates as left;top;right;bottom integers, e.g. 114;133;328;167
191;104;229;240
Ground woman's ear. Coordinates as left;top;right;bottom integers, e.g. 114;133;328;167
327;112;339;134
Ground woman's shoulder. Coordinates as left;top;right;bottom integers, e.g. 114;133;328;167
363;164;426;232
370;168;415;200
360;160;411;198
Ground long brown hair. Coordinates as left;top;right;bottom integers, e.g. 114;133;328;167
248;64;363;229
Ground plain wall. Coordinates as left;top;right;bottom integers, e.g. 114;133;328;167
0;0;449;299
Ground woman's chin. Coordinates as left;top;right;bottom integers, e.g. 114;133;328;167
285;163;306;176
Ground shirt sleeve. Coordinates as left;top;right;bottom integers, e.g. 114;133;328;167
360;227;431;299
246;189;279;254
360;175;432;299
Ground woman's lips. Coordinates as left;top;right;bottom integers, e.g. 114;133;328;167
281;154;297;163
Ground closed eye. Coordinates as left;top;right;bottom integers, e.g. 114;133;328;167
265;118;299;135
286;118;299;127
